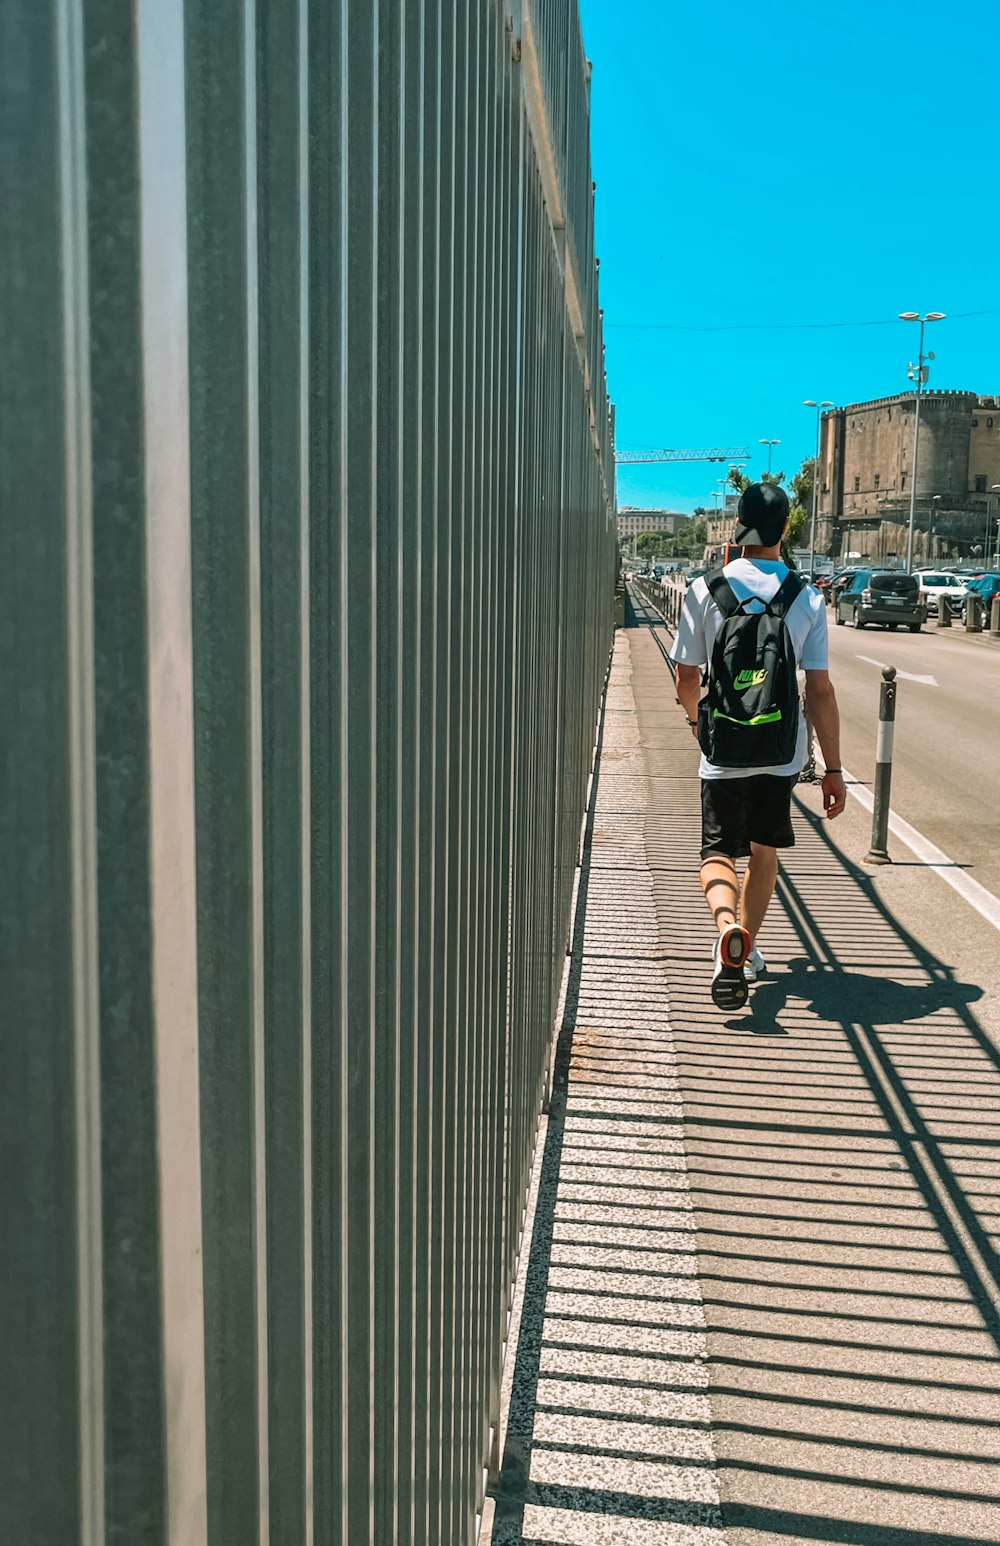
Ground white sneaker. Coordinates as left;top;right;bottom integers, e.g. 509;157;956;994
744;947;766;984
711;925;751;1010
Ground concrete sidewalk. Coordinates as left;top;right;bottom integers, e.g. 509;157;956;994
485;602;1000;1546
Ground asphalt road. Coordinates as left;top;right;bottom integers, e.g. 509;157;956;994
825;615;1000;898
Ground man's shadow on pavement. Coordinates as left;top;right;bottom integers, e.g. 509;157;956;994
721;797;988;1039
741;959;985;1036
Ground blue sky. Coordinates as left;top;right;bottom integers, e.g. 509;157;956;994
578;0;1000;513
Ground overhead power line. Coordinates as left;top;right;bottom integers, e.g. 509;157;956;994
604;308;1000;334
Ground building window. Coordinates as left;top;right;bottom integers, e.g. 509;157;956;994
972;419;979;428
874;474;880;490
854;476;861;492
989;418;995;429
975;475;987;493
900;472;906;490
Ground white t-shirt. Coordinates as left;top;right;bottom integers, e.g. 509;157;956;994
670;559;829;780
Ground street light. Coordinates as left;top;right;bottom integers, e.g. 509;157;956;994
759;438;780;474
714;477;729;532
803;400;834;576
930;494;941;561
992;486;1000;567
899;311;946;572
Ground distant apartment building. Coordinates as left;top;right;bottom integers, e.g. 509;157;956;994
617;507;691;540
816;390;1000;562
705;494;741;551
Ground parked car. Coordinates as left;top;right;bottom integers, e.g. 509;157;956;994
913;570;968;616
835;569;925;631
961;572;1000;622
829;570;857;604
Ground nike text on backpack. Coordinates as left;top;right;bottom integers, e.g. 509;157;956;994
697;568;804;769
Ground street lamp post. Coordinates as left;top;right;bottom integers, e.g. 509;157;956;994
759;438;780;475
899;311;946;573
715;478;729;544
992;487;1000;567
930;494;941;562
803;399;834;576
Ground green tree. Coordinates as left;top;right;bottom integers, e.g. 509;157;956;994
727;466;785;494
678;517;706;557
789;457;813;513
784;457;818;557
635;531;664;561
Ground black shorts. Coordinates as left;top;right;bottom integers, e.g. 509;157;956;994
701;774;797;861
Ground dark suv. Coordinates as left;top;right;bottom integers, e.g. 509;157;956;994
835;570;925;631
961;572;1000;622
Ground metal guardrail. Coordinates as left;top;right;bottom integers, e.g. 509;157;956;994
0;4;615;1544
632;574;688;630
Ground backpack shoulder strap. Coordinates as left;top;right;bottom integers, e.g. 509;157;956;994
767;571;805;617
705;566;743;619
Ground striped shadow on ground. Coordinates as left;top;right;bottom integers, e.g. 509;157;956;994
624;586;1000;1546
485;644;729;1546
489;596;1000;1546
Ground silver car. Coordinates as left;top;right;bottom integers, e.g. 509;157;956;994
914;570;968;617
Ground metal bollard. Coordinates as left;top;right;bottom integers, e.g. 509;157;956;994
865;665;897;865
936;595;951;628
991;596;1000;639
966;593;983;633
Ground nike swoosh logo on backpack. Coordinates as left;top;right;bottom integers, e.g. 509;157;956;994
734;669;768;690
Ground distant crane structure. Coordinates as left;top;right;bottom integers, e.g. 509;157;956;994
615;446;750;464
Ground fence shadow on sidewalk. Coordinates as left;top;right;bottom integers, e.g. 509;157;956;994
487;640;729;1543
631;579;1000;1542
487;604;1000;1546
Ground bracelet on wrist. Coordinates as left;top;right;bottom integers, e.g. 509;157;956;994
825;767;842;774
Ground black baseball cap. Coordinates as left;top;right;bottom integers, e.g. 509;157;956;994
734;482;789;546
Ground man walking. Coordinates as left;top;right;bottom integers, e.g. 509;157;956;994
672;484;846;1009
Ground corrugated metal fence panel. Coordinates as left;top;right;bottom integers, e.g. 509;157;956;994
563;8;594;335
0;2;615;1544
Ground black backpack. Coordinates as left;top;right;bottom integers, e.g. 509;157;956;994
697;567;804;769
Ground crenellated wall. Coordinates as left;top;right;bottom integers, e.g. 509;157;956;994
817;390;995;559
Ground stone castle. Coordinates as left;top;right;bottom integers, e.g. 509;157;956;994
817;391;1000;564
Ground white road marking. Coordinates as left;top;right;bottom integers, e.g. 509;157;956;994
855;654;938;686
814;753;1000;933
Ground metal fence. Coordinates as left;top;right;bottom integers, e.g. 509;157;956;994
0;2;615;1544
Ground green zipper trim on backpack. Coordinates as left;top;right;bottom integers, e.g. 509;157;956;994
713;708;783;727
